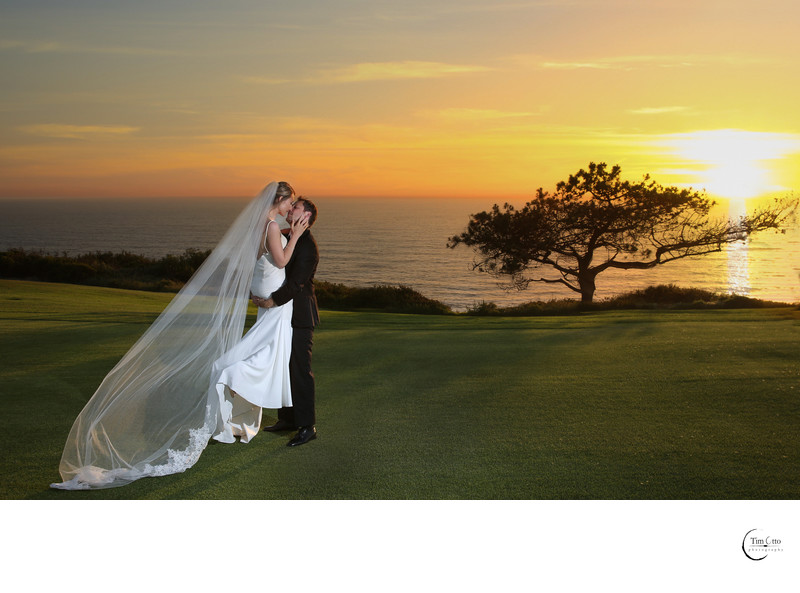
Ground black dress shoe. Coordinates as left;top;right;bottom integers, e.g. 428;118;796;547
263;419;295;432
287;426;317;447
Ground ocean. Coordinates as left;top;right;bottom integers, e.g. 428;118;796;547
1;196;799;310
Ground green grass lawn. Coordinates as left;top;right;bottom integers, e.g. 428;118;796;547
1;279;798;499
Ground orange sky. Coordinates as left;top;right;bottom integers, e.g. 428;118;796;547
2;0;800;200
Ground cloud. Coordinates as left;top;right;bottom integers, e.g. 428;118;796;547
325;61;490;82
541;55;690;70
19;124;140;140
537;54;774;71
1;39;178;56
541;61;616;70
654;129;800;162
243;61;491;85
629;106;690;115
429;108;544;120
1;40;61;53
240;76;296;85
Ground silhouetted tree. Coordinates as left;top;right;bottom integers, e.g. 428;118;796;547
448;162;797;303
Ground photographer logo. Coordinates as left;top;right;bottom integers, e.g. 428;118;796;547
742;529;784;561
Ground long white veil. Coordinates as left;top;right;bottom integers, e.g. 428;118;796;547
51;183;279;489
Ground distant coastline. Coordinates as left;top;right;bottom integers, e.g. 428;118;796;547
2;251;794;315
2;197;799;309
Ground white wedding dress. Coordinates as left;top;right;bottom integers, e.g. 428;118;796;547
212;221;293;443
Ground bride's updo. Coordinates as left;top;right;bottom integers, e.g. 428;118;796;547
274;181;295;205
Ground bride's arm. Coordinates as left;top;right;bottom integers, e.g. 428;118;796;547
266;215;309;269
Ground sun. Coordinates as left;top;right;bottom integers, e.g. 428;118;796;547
663;129;800;199
700;162;767;200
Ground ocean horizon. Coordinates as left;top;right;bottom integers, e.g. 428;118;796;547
1;195;798;309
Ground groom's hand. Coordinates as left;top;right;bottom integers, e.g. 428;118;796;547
251;294;275;308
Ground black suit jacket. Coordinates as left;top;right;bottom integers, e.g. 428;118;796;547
271;231;320;329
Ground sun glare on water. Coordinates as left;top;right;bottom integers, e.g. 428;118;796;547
664;129;800;199
655;130;800;299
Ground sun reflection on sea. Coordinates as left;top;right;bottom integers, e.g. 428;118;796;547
726;240;750;296
726;199;750;296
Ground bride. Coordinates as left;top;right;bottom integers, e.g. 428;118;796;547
51;181;308;490
211;184;309;444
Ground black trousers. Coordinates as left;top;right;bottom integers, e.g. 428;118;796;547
278;327;315;427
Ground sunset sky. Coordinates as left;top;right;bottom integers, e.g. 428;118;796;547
2;0;800;199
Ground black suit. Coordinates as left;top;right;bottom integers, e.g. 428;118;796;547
271;231;320;427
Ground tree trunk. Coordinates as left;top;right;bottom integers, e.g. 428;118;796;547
578;271;596;303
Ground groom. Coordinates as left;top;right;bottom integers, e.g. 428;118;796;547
252;198;320;447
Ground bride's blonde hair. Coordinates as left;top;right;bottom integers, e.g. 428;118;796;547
274;181;295;204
